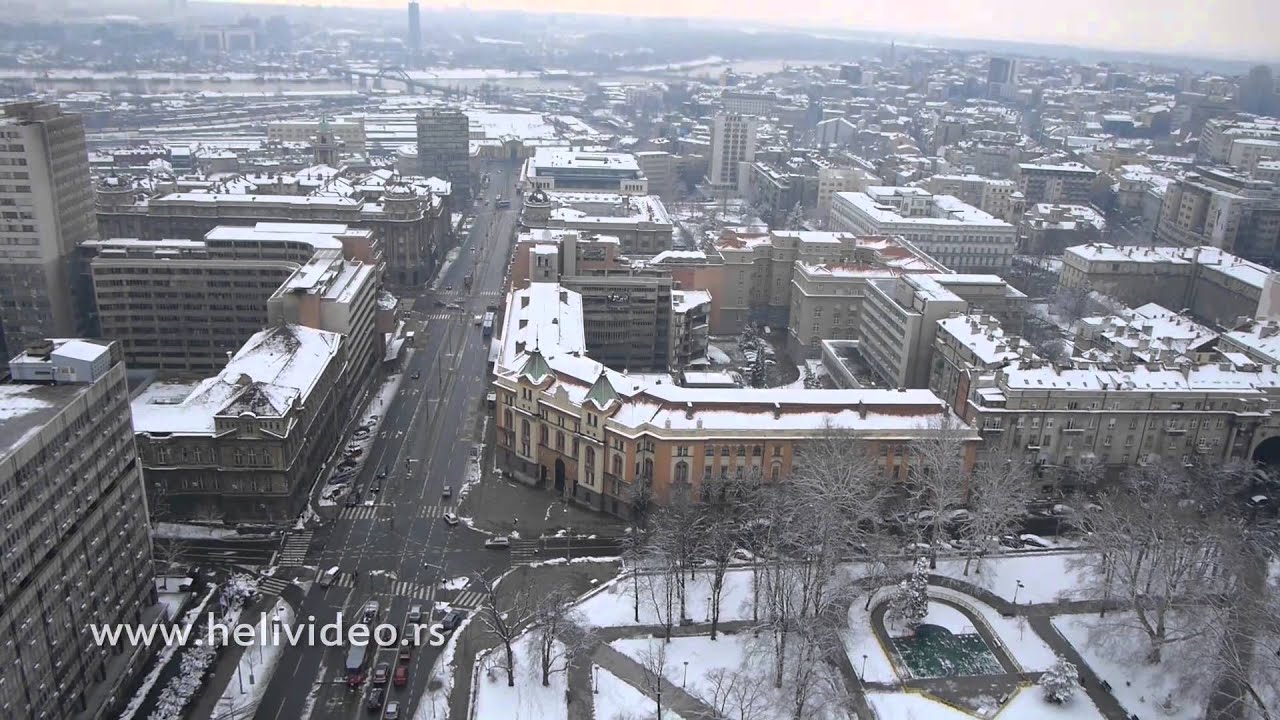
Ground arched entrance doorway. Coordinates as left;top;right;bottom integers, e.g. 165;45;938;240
554;459;566;493
1253;436;1280;467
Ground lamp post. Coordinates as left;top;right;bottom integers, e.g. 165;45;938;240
683;661;689;689
861;654;868;679
1013;580;1024;606
594;666;599;694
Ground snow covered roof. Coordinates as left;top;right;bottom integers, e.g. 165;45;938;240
132;325;342;436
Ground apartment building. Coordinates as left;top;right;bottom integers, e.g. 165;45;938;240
520;188;673;255
0;102;97;358
817;165;881;222
1072;304;1217;364
859;274;1027;388
1153;167;1280;263
267;118;367;155
1060;243;1273;327
95;177;445;285
720;90;776;116
492;282;978;514
521;149;648;195
85;223;380;372
931;313;1035;410
709;113;757;191
634;151;677;200
1199;116;1280;164
416;108;471;202
132;324;347;522
1014;162;1098;205
830;187;1018;272
0;339;156;720
924;173;1022;223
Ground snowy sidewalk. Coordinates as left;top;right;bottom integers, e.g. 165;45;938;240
590;643;723;720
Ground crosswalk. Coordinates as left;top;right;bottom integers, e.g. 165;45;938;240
259;576;291;595
278;531;312;566
446;590;486;609
423;312;450;320
388;580;434;598
511;539;540;566
478;290;500;297
420;504;452;519
339;505;385;520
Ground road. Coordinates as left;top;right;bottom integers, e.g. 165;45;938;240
252;161;521;720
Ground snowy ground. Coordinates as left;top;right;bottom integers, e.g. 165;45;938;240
934;552;1098;604
157;592;188;622
430;248;462;291
593;667;686;720
441;576;470;591
842;587;901;684
211;598;296;719
576;569;757;628
1001;686;1106;719
412;611;474;720
152;522;239;540
473;634;568;720
119;587;217;720
928;586;1057;672
866;691;982;719
1052;613;1210;720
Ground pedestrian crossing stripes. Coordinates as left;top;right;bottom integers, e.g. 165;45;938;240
339;505;384;520
424;312;450;320
510;540;539;566
388;580;434;599
478;290;500;297
419;505;452;518
278;531;312;566
316;569;356;588
446;590;485;609
258;576;291;595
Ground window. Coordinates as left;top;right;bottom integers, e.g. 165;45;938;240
585;447;596;470
675;461;689;484
539;426;549;445
737;445;746;457
770;463;781;481
612;455;622;476
556;431;565;451
704;445;714;456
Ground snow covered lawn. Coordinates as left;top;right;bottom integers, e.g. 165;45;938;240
593;666;686;720
577;569;756;628
473;633;568;720
866;691;979;719
934;552;1099;604
1052;613;1210;720
842;586;901;684
1000;686;1106;719
211;598;295;719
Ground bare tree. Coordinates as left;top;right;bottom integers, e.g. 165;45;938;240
532;586;595;687
636;639;670;720
473;572;534;687
640;548;678;642
961;458;1035;575
905;415;974;568
1073;461;1241;664
651;486;705;623
153;538;192;591
699;668;769;720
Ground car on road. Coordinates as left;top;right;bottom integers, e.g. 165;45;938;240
377;466;388;479
383;701;400;719
407;604;424;624
443;512;459;526
371;662;390;686
366;687;385;711
446;302;462;310
442;485;452;498
398;644;412;662
392;664;408;687
433;299;445;307
445;285;453;291
362;601;380;624
441;609;466;632
486;391;496;408
411;370;420;380
474;314;483;325
319;566;339;587
484;536;511;549
346;490;362;507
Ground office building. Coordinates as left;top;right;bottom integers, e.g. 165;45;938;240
1018;203;1105;254
1153;167;1280;263
520;188;673;255
0;102;97;358
830;187;1018;272
416;108;471;203
266;118;367;156
817;166;880;223
491;282;977;513
924;173;1022;223
132;324;347;522
720;90;776;116
986;56;1018;100
1199;117;1280;164
0;339;156;719
635;151;677;200
709;113;757;191
407;1;422;63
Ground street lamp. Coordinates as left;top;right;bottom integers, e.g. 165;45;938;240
683;661;688;689
861;654;868;679
1013;580;1024;606
593;666;599;694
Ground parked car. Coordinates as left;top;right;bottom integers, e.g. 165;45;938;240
441;485;452;498
362;601;380;624
441;609;466;632
383;701;400;719
371;662;390;686
484;536;511;549
366;688;385;711
392;664;408;687
1019;534;1053;549
407;604;424;624
443;512;459;526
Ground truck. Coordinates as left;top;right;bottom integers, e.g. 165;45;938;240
481;311;495;338
463;272;474;290
345;645;368;688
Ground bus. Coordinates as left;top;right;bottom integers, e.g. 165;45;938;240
481;311;495;338
345;644;368;688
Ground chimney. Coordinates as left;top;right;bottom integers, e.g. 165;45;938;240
857;400;867;419
685;402;694;419
773;402;782;419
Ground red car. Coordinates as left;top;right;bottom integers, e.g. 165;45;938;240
393;664;408;687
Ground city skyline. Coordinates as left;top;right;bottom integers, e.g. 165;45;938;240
215;0;1280;62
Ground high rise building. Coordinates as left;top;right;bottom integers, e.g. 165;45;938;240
1238;64;1277;116
416;108;472;204
986;57;1019;100
0;338;156;719
407;1;422;65
708;113;757;191
0;102;97;359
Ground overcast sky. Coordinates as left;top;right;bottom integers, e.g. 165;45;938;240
233;0;1280;61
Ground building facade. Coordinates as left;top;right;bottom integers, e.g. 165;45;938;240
416;108;471;203
1014;162;1098;205
0;339;156;720
0;102;97;358
709;113;758;191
